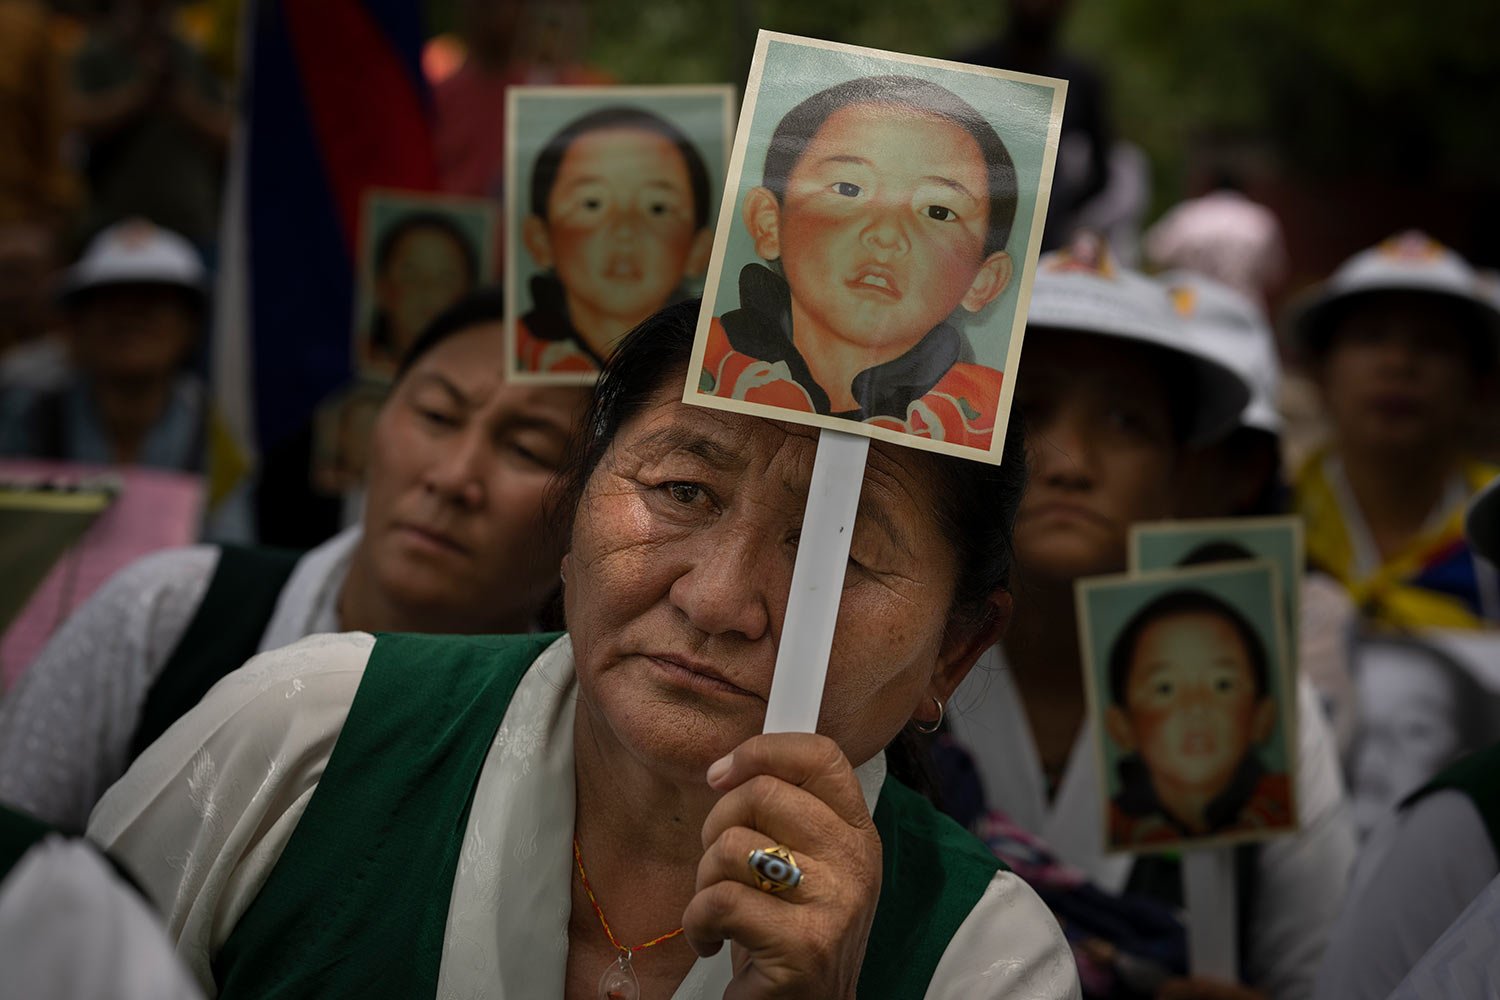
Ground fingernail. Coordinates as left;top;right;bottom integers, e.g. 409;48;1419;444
706;753;733;786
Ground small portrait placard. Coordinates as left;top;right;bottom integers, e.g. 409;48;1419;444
1131;516;1304;672
355;189;496;381
1077;561;1300;854
506;85;736;383
683;31;1066;463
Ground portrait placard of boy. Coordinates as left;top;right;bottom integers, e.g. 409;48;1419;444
1131;516;1304;668
355;190;495;381
505;85;735;384
1077;562;1301;854
684;32;1065;463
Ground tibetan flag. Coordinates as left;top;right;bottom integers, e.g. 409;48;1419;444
212;0;437;507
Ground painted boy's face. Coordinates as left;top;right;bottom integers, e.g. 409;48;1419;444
524;127;710;343
1108;611;1273;797
748;103;1011;357
376;225;474;358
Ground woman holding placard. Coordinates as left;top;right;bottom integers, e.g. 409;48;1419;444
0;290;588;832
87;302;1078;1000
947;238;1355;1000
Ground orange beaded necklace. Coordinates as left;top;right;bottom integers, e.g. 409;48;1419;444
573;837;685;1000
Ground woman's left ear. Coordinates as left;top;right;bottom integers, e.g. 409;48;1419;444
929;590;1013;702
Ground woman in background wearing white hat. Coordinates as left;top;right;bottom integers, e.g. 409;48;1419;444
1287;230;1500;631
0;218;209;471
948;236;1356;1000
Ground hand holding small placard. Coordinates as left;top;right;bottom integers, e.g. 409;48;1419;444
683;31;1065;732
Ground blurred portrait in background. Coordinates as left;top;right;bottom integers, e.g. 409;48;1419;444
356;190;495;381
506;86;731;380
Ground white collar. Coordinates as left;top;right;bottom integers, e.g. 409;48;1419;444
257;526;361;653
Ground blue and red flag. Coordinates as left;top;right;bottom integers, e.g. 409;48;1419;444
212;0;437;485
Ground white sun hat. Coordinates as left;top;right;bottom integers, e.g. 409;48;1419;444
1156;269;1282;435
1284;230;1500;357
59;218;206;303
1024;233;1252;445
1466;475;1500;566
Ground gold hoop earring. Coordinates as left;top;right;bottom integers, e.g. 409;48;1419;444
913;696;944;735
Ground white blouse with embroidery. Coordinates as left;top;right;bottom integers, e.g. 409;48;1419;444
88;632;1081;1000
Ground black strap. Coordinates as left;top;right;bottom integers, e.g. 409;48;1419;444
129;544;302;759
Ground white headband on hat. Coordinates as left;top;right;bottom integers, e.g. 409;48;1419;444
1284;230;1500;354
1157;269;1282;436
60;218;206;301
1025;234;1252;445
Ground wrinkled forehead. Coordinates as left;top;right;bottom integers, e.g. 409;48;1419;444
403;323;588;418
604;388;943;530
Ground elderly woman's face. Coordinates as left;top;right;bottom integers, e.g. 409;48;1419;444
564;390;974;780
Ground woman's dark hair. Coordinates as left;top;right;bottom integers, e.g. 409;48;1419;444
370;211;482;356
761;75;1018;258
555;298;1028;630
392;285;506;381
529;106;714;230
1107;588;1270;707
1023;329;1198;447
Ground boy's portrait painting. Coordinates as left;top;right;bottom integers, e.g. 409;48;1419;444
1131;516;1304;665
505;85;735;384
355;190;495;381
684;32;1065;463
1077;562;1300;854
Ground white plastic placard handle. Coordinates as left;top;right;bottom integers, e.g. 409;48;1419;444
1183;847;1238;980
762;428;871;734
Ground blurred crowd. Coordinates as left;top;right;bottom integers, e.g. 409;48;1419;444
2;2;1499;999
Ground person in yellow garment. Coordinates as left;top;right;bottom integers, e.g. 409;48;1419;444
1285;230;1500;630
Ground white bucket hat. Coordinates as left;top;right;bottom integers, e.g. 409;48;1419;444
1157;269;1283;436
1284;230;1500;357
1025;234;1252;445
59;218;206;304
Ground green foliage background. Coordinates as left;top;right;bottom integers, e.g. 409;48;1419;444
428;0;1500;232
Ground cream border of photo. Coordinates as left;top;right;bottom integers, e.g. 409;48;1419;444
1075;559;1302;857
353;186;498;382
503;84;739;386
681;29;1066;465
